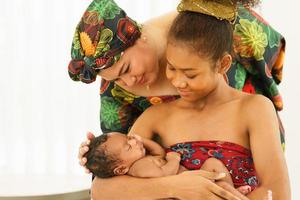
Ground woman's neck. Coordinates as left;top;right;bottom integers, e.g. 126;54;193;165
177;76;236;110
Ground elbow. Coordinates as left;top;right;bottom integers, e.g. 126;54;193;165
255;180;291;200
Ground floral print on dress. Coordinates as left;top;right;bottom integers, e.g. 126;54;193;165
148;97;163;105
111;84;140;104
242;78;256;94
100;96;122;130
171;143;196;161
234;62;247;90
166;141;259;190
234;19;268;61
230;5;285;113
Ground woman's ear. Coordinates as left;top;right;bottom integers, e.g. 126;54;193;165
217;54;232;74
113;165;129;175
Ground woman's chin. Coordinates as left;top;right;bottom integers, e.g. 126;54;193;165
146;75;158;86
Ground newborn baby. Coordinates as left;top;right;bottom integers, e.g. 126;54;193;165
84;132;182;178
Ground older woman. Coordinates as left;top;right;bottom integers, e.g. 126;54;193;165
69;0;286;199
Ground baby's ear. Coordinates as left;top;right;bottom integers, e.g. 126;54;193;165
217;54;232;74
113;165;129;175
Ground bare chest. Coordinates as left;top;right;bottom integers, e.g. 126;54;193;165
156;105;249;148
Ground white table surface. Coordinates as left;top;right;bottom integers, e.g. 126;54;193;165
0;174;92;197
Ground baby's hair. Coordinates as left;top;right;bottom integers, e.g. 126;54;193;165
84;134;121;178
168;11;233;64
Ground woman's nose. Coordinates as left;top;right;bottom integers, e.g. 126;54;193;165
172;74;187;89
120;75;136;87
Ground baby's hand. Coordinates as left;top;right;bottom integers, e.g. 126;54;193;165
166;152;181;161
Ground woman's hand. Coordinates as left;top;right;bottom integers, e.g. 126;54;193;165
167;170;249;200
216;181;249;200
78;131;95;173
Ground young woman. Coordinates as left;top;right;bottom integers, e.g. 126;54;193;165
121;9;290;199
70;0;286;199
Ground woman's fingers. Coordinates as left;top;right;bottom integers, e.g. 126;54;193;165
209;182;243;200
197;170;226;181
79;157;88;166
216;181;249;200
85;168;91;174
78;146;89;157
86;132;95;140
181;170;226;181
76;132;95;172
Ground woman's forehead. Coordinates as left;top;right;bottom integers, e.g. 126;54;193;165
105;134;127;151
166;45;212;69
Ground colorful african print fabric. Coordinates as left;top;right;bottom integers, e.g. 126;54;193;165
99;5;285;148
166;141;258;190
68;0;141;83
100;79;178;134
229;5;285;113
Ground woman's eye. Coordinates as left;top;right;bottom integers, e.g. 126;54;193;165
186;75;197;79
167;65;175;71
122;63;131;75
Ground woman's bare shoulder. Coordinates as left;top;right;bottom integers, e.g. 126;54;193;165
239;93;276;123
242;93;274;110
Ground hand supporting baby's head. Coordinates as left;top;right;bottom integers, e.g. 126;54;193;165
84;132;146;178
84;133;121;178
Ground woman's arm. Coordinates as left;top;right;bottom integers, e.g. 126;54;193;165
91;170;246;200
243;95;290;199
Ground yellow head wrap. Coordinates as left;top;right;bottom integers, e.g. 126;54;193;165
177;0;237;23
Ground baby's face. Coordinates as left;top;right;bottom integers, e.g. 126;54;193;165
105;132;146;166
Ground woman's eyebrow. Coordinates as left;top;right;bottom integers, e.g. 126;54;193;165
167;60;196;71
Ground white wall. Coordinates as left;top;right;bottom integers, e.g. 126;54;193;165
0;0;179;196
0;0;299;198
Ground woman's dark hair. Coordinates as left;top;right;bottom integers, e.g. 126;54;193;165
84;134;121;178
168;11;233;63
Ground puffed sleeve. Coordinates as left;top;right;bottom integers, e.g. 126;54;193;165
227;5;286;148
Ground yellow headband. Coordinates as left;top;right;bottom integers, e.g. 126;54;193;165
177;0;237;23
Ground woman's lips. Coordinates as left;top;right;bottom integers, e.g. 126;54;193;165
137;75;146;84
178;89;192;95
